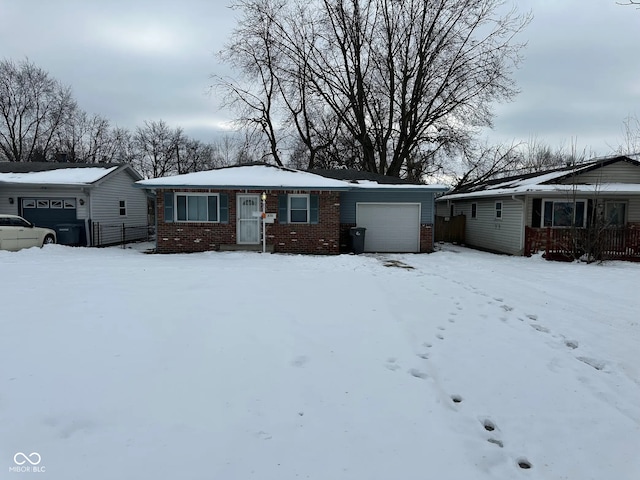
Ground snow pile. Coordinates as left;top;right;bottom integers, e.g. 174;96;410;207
0;245;638;479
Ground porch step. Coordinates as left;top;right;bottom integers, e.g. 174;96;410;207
219;244;274;253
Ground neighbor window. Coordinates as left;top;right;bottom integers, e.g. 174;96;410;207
542;200;586;228
471;203;477;219
119;200;127;217
176;193;219;222
289;195;309;223
495;201;502;219
605;202;626;227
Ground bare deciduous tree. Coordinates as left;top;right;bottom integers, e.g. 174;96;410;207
133;120;182;178
0;58;76;162
218;0;531;178
617;114;640;155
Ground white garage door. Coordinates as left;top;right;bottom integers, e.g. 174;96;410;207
356;203;421;253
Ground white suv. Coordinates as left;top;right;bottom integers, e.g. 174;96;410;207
0;214;57;251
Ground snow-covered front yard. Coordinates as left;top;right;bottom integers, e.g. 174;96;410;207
1;245;639;480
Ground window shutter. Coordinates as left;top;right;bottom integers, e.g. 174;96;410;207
164;192;174;223
219;194;229;223
310;194;319;224
532;198;541;227
278;194;288;224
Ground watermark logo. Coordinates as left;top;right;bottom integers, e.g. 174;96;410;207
10;452;45;473
14;453;41;466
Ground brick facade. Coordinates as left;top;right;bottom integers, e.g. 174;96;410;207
156;189;340;254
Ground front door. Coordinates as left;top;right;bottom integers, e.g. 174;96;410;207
237;195;261;244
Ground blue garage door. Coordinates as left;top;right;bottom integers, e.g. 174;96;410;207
20;198;77;229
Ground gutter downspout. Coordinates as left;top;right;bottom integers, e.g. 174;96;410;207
85;187;93;247
511;194;525;255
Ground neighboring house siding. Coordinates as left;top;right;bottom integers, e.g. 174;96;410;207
462;197;524;255
90;169;149;245
0;194;18;215
1;186;89;219
563;161;640;184
628;197;640;223
339;191;436;224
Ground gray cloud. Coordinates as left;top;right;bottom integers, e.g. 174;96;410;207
1;0;638;155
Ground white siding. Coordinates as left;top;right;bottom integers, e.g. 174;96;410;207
90;168;148;245
629;197;640;223
456;197;524;255
563;161;640;184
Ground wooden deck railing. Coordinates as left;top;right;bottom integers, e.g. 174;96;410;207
525;226;640;262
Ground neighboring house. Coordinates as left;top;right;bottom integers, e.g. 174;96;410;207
137;164;447;254
0;162;148;246
436;155;640;259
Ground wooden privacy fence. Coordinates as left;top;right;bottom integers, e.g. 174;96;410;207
91;222;153;247
525;226;640;262
435;214;466;244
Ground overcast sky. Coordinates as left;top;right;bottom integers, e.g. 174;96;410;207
1;0;639;156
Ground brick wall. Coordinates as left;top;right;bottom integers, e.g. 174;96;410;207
156;189;340;254
420;224;434;253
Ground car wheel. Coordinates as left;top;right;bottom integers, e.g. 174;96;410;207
43;235;56;246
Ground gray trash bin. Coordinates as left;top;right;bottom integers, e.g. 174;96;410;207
349;227;366;254
54;224;81;245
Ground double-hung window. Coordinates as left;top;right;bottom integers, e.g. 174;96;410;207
176;193;219;222
278;194;319;224
495;201;502;220
471;203;477;219
119;200;127;217
289;195;309;223
542;200;586;228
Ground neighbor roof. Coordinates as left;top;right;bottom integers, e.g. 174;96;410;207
311;169;419;185
0;162;122;185
439;155;640;201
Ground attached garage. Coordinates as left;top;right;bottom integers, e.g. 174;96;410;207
356;203;421;253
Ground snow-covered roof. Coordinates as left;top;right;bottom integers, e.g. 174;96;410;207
137;164;448;191
346;179;449;191
441;183;640;200
138;165;349;189
439;155;640;201
0;166;118;185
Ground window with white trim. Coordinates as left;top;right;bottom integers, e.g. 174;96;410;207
119;200;127;217
289;194;309;223
542;200;586;228
175;193;219;222
495;201;502;219
605;201;626;227
471;203;477;219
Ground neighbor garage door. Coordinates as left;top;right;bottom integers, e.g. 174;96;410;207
356;203;421;253
20;198;77;229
